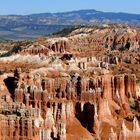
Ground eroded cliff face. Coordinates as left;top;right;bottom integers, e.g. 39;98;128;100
0;24;140;140
0;69;139;140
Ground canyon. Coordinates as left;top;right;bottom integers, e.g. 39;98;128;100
0;24;140;139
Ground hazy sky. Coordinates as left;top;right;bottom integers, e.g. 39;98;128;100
0;0;139;15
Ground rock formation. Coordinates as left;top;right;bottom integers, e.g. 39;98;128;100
0;24;139;139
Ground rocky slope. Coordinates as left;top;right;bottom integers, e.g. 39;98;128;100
0;24;140;139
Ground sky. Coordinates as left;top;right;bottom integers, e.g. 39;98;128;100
0;0;140;15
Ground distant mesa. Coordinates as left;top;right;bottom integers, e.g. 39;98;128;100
0;9;140;40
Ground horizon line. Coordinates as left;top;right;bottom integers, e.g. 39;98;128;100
0;9;140;16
